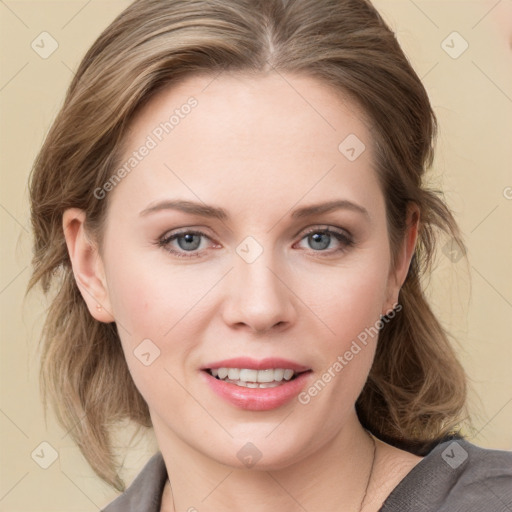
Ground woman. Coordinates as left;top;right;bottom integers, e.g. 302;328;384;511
27;0;512;510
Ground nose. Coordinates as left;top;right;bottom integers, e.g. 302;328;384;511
221;248;297;334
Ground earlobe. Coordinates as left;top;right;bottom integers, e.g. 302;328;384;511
62;208;115;323
383;204;420;315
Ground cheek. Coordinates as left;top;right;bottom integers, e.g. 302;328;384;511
302;250;390;348
102;246;219;394
296;255;390;417
104;243;208;341
103;256;191;407
106;265;166;341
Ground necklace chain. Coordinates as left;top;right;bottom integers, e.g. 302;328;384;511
359;430;377;512
166;431;377;512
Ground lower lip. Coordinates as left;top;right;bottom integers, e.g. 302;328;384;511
202;371;312;411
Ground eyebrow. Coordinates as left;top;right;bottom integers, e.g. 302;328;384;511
290;199;369;220
139;200;228;220
139;199;369;220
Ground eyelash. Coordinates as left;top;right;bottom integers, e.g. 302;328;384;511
156;226;354;259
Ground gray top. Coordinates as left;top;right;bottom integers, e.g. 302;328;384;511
102;439;512;511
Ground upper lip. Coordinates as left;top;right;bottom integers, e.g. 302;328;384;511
201;357;310;373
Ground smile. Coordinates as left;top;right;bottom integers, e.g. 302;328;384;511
201;358;312;411
207;367;299;388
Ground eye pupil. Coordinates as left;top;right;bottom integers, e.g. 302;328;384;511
309;232;330;250
178;233;201;251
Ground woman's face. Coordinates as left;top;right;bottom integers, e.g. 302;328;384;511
94;72;410;468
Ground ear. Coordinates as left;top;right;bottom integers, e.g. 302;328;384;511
62;208;114;323
383;203;420;315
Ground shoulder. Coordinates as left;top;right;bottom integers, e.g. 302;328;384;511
380;438;512;512
101;452;167;512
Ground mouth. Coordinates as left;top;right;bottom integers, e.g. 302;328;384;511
204;367;307;388
200;356;313;411
200;358;312;411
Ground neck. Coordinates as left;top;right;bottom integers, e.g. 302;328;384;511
155;413;380;512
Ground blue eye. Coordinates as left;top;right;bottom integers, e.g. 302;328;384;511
308;232;332;250
158;230;211;258
297;228;354;254
174;233;202;251
157;226;354;259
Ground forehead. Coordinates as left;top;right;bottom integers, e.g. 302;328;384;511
126;71;371;153
108;71;381;218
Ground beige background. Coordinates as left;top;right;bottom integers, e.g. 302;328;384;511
1;1;511;510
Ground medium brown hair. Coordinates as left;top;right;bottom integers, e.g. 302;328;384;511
27;0;468;490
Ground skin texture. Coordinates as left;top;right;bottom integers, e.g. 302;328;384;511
63;72;421;511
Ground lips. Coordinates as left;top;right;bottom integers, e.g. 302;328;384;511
201;357;310;373
201;357;312;411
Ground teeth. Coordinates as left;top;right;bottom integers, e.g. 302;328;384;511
239;369;258;382
273;368;285;381
257;369;275;383
208;367;298;384
283;369;294;381
226;379;283;388
227;368;240;380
